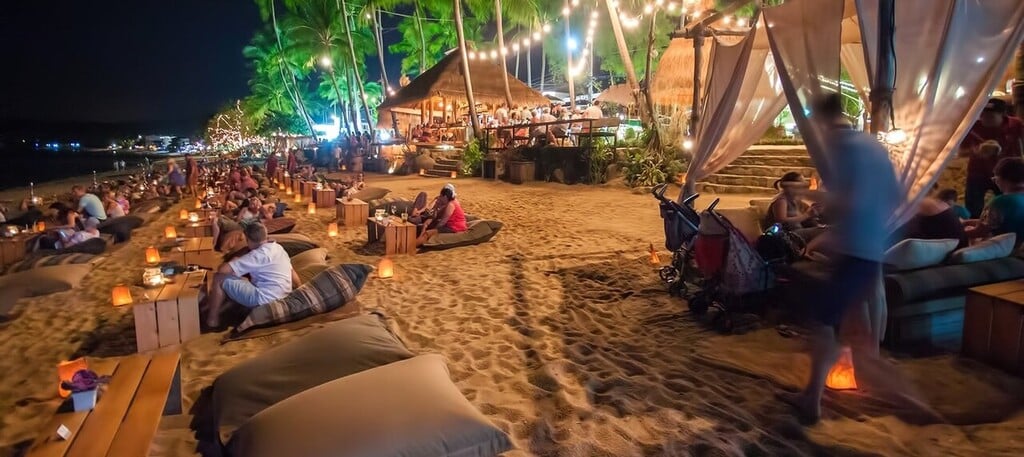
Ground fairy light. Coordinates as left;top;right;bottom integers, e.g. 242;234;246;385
533;31;541;40
543;23;551;33
562;6;570;16
490;49;498;59
468;50;476;59
644;4;653;14
736;17;748;27
512;43;520;52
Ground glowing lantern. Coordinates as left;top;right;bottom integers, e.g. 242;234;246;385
195;199;202;209
419;169;426;176
307;202;316;215
649;243;661;265
278;182;285;190
179;209;189;220
57;358;89;398
34;221;45;232
809;177;820;191
450;171;457;179
341;164;347;171
825;346;858;390
188;212;199;223
164;226;177;239
145;246;160;264
378;257;394;279
327;222;339;237
111;284;133;307
294;194;302;203
286;187;293;195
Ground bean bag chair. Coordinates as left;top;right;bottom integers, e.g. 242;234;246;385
290;248;331;283
212;312;413;441
366;197;415;218
262;217;295;235
97;215;144;243
351;187;390;202
422;220;504;250
227;354;512;457
235;263;372;333
6;253;100;275
268;233;314;244
59;237;108;255
0;264;94;319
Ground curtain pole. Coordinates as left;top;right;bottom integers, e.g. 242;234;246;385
869;0;896;134
690;22;704;138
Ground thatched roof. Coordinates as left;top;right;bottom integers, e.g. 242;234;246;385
596;83;637;106
378;50;548;111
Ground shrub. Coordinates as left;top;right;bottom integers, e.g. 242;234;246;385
461;139;483;176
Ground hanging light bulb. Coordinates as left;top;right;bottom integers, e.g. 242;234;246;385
523;38;531;47
468;50;476;59
723;15;733;25
591;11;599;19
737;17;748;27
655;0;664;5
542;23;551;33
562;6;570;16
500;46;508;55
644;4;653;14
667;2;677;11
490;49;498;59
683;138;694;150
572;0;580;6
533;31;542;40
512;43;520;52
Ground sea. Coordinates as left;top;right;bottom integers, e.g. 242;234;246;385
0;144;151;191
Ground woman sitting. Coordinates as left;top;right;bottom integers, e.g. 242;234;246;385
894;194;968;249
103;191;126;218
965;157;1024;245
765;172;825;241
416;186;466;247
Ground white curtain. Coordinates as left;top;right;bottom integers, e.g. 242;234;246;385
763;0;847;185
840;43;870;108
682;19;787;199
856;0;1024;229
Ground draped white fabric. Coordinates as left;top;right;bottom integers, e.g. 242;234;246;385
840;43;870;108
682;20;787;199
763;0;847;185
856;0;1024;229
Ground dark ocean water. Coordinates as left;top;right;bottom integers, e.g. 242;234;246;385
0;146;150;190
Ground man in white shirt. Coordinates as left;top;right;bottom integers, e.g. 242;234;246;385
495;104;509;125
205;222;300;328
584;100;604;120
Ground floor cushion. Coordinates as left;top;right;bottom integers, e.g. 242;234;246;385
0;264;94;317
950;233;1016;264
262;217;296;235
6;253;99;275
423;220;503;250
61;237;107;255
715;207;762;244
213;313;414;442
268;233;314;244
290;248;330;283
352;187;391;202
884;238;959;271
236;263;373;333
227;354;512;457
97;215;143;243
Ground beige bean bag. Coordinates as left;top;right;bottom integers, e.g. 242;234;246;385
423;220;504;250
0;264;94;319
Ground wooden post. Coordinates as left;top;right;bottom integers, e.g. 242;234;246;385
690;22;704;138
869;0;896;135
565;0;576;111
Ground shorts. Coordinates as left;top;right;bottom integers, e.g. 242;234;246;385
222;277;264;308
812;255;880;328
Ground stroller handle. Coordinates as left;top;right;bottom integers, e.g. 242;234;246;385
651;183;699;207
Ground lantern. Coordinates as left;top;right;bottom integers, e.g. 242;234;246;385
450;171;457;179
57;358;89;398
145;246;160;264
142;268;165;288
378;257;394;279
294;193;302;203
286;187;293;195
341;164;347;171
195;199;202;209
34;220;45;232
648;243;661;265
278;182;285;190
179;209;189;220
419;169;426;176
327;222;339;237
307;202;316;215
809;177;820;191
111;284;133;306
164;225;177;239
825;346;858;390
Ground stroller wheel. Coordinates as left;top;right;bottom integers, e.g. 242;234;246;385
659;266;679;284
688;292;710;315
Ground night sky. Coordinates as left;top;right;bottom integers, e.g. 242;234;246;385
1;0;264;126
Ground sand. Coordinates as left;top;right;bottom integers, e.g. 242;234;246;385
1;174;1023;457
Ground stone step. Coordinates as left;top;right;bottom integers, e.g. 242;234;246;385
432;163;459;171
731;155;814;167
435;158;461;166
695;182;776;195
747;145;810;157
424;169;457;178
718;164;817;178
702;174;786;188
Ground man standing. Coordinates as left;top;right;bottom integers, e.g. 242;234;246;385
779;94;902;423
205;223;300;328
959;98;1024;217
71;185;106;222
584;100;604;120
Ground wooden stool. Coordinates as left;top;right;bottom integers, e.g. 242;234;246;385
0;232;35;269
336;198;368;227
315;188;336;208
300;181;316;199
367;217;417;255
964;280;1024;374
291;177;302;194
133;271;207;352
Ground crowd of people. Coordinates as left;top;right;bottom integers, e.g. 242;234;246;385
407;101;608;148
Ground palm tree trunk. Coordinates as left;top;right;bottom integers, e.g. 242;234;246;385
374;7;390;91
495;0;514;108
415;3;428;74
454;0;481;138
605;0;650;125
641;10;660;132
339;0;376;132
270;0;318;139
527;34;532;88
327;69;350;133
540;42;546;92
1015;42;1024;119
344;67;362;135
564;0;576;111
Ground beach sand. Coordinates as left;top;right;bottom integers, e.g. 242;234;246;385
1;174;1022;457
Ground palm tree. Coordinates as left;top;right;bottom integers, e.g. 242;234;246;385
338;0;375;131
604;0;650;124
454;0;481;137
253;0;318;138
466;0;538;108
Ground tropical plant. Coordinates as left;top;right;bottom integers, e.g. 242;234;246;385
588;140;614;184
461;138;483;175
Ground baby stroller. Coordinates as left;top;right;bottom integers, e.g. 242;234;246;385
652;184;775;317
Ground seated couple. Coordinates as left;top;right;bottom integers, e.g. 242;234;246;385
410;183;467;246
205;222;300;328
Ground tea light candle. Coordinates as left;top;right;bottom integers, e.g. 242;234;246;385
188;212;199;223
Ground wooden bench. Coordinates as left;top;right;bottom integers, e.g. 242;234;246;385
27;351;182;457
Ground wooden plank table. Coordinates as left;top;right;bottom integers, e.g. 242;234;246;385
26;351;182;457
164;237;219;270
366;217;417;256
337;198;369;227
300;181;316;199
964;279;1024;375
133;271;207;353
0;231;37;269
315;188;336;208
180;220;213;238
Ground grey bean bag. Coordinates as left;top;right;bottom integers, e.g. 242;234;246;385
422;220;503;250
351;187;390;202
97;215;143;243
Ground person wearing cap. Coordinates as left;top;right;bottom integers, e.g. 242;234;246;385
959;98;1024;218
59;217;101;249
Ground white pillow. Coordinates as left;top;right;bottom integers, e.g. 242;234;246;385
949;233;1016;264
883;238;959;271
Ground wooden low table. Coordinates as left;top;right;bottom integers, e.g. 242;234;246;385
165;237;218;270
337;198;369;227
291;177;302;194
300;181;316;199
964;279;1024;374
26;351;182;457
133;271;207;353
181;220;213;238
367;217;417;256
315;188;336;208
0;231;36;269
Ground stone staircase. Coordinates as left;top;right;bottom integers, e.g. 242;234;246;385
696;145;815;194
422;157;462;178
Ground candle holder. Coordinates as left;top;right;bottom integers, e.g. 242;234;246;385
143;268;165;288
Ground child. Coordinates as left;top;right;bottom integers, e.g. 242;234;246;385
937;188;971;220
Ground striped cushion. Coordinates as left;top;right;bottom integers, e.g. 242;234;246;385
236;264;373;333
7;253;98;274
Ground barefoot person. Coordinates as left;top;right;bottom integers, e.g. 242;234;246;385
205;222;300;328
779;94;902;423
415;185;466;246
